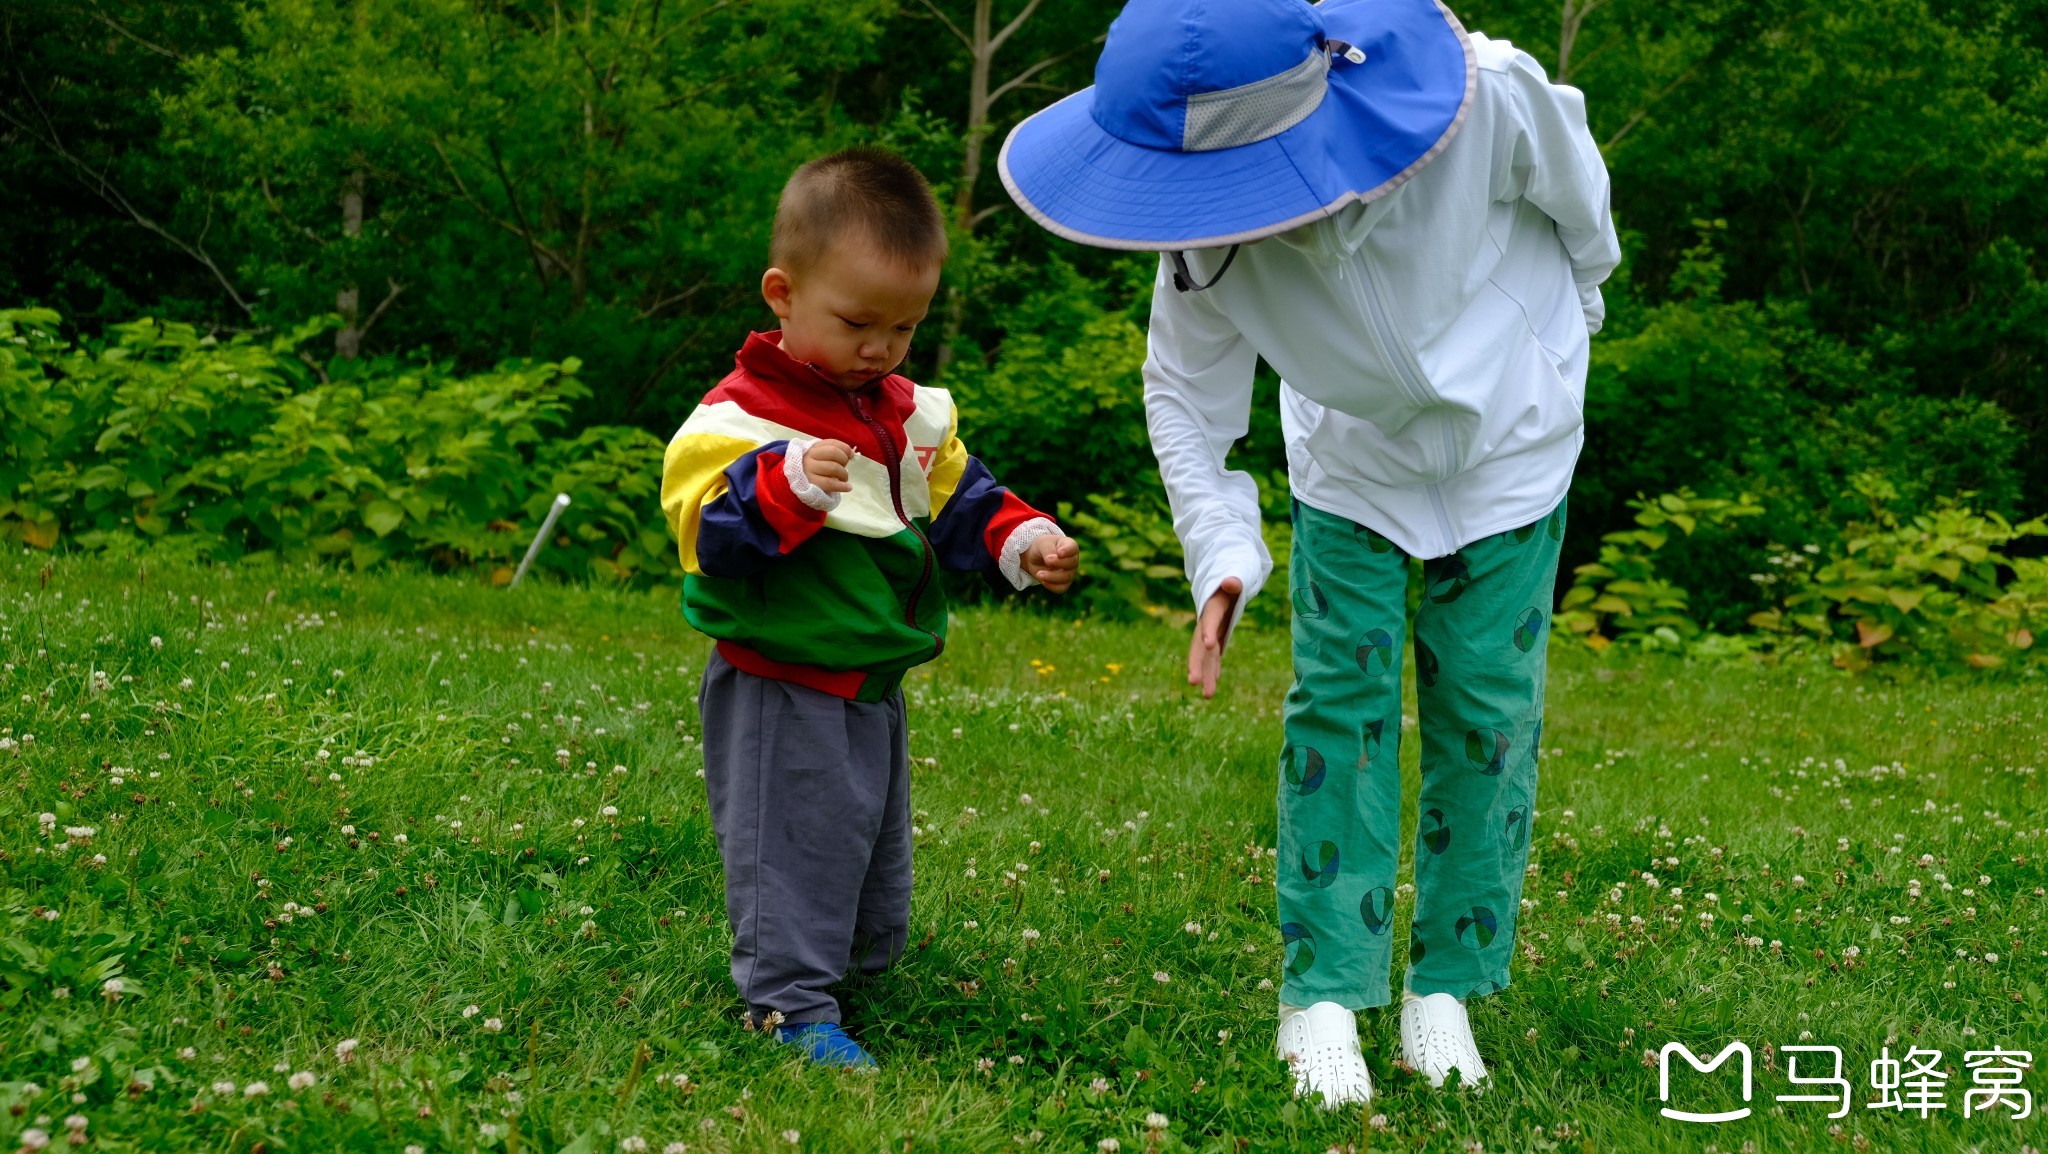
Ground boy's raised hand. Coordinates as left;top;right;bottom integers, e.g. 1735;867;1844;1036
1022;534;1080;593
802;439;855;494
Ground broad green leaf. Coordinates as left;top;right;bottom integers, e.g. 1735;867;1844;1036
1886;588;1929;613
362;500;405;537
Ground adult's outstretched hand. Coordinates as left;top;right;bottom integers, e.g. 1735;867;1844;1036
1186;576;1243;699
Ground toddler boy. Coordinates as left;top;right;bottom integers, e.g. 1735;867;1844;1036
660;147;1080;1067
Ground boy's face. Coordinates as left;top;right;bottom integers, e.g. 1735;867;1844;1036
762;234;941;391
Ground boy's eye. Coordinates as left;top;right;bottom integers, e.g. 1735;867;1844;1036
840;318;868;330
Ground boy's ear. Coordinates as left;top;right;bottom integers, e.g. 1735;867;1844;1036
761;267;795;320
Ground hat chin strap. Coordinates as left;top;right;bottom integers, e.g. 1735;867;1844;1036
1170;245;1241;293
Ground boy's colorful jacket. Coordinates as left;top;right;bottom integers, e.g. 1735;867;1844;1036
661;330;1058;703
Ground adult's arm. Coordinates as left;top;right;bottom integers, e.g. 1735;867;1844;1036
1490;44;1624;333
1141;254;1269;692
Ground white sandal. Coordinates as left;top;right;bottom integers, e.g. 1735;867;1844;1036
1276;1001;1374;1108
1399;991;1490;1089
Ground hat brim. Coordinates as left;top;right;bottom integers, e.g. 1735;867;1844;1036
998;0;1477;251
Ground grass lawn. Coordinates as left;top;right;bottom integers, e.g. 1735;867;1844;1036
1;556;2043;1153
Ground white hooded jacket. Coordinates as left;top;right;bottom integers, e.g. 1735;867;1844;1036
1141;32;1622;629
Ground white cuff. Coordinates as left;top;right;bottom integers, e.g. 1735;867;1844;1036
997;517;1061;591
1577;281;1606;336
781;438;841;512
1190;541;1270;643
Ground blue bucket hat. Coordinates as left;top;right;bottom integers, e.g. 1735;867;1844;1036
998;0;1475;255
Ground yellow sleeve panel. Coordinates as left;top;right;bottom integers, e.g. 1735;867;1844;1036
923;399;970;523
660;424;758;578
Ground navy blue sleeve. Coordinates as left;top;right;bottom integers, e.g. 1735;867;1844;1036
927;454;1045;584
696;441;829;579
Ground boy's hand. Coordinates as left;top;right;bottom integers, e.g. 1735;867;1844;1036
1187;576;1242;699
1023;534;1080;593
802;439;854;494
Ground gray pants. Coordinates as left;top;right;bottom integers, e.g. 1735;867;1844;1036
697;650;913;1025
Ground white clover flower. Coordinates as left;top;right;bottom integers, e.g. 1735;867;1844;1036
19;1128;49;1150
620;1137;648;1153
288;1071;316;1091
335;1038;359;1063
1145;1112;1169;1130
212;1080;236;1095
483;1017;505;1033
243;1081;269;1097
1152;971;1171;984
463;1005;479;1018
69;1057;90;1074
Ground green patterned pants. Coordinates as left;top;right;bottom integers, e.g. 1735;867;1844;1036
1278;497;1564;1010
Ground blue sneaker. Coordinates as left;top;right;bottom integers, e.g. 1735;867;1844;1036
772;1022;877;1069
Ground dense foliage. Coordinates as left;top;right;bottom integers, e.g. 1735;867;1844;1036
4;0;2044;639
0;310;668;583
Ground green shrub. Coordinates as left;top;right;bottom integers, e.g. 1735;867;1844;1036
1579;225;2029;631
0;309;675;584
1748;474;2047;671
944;256;1157;517
1554;489;1765;652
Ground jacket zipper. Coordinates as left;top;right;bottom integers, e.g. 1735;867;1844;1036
1341;255;1461;556
848;392;943;659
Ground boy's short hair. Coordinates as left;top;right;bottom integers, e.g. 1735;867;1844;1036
771;147;949;274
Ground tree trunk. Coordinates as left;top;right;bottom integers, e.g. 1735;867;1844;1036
335;169;365;359
932;0;995;381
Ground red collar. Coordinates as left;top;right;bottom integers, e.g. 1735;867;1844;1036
735;330;903;403
721;330;919;440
